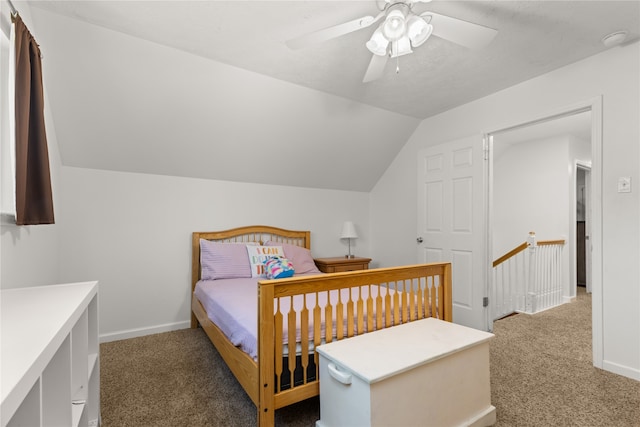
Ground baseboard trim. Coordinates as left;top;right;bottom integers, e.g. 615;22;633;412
602;360;640;381
99;321;190;343
465;405;496;427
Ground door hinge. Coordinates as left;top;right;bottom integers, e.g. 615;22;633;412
482;137;490;160
483;297;489;307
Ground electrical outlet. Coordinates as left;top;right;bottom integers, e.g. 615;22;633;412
618;177;631;193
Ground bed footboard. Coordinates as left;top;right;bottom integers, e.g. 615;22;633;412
257;262;452;426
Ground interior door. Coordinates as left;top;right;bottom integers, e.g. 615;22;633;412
584;167;592;293
417;135;488;330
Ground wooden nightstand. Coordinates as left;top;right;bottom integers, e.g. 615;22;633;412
314;256;372;273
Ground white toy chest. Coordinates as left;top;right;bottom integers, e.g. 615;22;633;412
315;318;495;427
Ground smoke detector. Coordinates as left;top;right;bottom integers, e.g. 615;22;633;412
602;31;628;48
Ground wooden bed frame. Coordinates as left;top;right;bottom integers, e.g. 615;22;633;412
191;225;452;426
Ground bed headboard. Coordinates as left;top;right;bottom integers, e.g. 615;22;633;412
191;225;311;292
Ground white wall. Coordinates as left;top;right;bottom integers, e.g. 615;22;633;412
493;134;590;300
28;6;419;193
371;42;640;380
2;1;373;342
59;167;370;341
493;135;572;257
0;1;62;290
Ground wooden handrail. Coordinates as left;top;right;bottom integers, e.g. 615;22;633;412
493;239;566;268
493;242;528;267
538;239;566;246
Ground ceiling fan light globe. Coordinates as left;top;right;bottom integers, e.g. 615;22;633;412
382;9;406;41
366;40;388;56
407;16;432;47
390;36;413;58
366;27;389;56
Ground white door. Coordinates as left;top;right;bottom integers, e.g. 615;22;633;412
584;167;592;293
417;135;488;330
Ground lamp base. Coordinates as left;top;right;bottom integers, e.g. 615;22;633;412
345;254;355;259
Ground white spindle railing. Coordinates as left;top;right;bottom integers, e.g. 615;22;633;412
492;232;565;320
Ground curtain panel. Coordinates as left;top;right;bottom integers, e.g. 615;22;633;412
12;14;54;225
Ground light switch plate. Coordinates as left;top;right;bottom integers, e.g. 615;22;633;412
618;177;631;193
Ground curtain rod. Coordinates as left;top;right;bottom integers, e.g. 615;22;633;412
6;0;43;59
7;0;17;15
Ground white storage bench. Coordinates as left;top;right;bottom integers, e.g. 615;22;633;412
315;317;495;427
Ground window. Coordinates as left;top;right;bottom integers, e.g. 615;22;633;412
1;7;16;223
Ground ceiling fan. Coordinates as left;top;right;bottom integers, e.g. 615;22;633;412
286;0;498;83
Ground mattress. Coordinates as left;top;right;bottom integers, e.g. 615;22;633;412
194;276;404;361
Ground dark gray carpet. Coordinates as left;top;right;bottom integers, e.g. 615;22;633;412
101;289;639;426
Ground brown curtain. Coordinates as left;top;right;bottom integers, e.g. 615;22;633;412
12;14;54;225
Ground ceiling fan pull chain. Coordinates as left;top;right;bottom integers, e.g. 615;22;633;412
395;41;400;74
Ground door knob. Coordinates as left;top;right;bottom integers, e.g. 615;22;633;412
416;237;423;243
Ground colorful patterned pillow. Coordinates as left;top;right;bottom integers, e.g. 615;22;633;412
246;245;284;277
264;241;322;275
263;256;295;279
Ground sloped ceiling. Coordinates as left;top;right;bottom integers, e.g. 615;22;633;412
26;1;640;192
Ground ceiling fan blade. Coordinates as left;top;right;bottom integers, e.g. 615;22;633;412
363;54;388;83
286;13;384;50
421;11;497;49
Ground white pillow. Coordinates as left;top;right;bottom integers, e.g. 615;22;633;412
246;245;284;278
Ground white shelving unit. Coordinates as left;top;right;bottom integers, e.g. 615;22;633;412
1;281;100;427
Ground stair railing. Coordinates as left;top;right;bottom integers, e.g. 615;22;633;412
492;232;565;320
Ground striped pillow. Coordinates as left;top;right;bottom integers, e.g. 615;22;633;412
200;240;252;280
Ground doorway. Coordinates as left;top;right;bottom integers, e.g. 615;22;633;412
576;164;592;294
486;100;601;369
490;110;592;302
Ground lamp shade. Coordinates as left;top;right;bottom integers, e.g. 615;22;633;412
390;36;413;58
340;221;358;239
407;16;433;47
381;9;406;42
366;26;389;56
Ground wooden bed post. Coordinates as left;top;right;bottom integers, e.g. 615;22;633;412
443;262;453;322
258;281;276;427
191;232;202;328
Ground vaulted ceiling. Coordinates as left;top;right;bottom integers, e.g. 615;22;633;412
26;1;639;191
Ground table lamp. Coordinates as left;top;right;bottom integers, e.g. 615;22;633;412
340;221;358;258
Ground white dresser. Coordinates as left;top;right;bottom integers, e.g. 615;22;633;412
1;281;100;427
316;318;495;427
